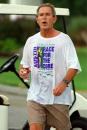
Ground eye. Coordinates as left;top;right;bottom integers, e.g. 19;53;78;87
46;13;51;16
38;13;44;16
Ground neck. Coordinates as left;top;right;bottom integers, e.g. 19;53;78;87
40;28;59;38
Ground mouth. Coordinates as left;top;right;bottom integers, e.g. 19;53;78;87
42;21;47;25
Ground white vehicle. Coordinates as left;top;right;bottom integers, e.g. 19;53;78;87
0;4;87;130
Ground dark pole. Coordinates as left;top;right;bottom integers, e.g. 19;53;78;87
62;16;67;34
61;16;76;109
13;68;30;89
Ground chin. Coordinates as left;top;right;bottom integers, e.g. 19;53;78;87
41;27;50;31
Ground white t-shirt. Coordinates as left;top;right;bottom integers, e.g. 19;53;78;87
21;32;81;105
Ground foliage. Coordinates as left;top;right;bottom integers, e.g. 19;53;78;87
68;17;87;32
44;0;87;16
0;0;7;3
67;17;87;46
0;16;35;45
0;38;21;53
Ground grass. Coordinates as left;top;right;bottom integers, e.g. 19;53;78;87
0;47;87;90
74;47;87;90
0;56;22;87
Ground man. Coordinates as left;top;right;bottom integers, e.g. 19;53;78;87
19;3;81;130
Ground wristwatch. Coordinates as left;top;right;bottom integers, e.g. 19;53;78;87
63;79;70;86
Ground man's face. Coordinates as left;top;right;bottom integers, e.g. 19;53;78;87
36;6;56;31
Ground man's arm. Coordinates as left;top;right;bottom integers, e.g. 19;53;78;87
53;68;78;96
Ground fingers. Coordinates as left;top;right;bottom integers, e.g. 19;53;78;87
19;68;30;79
53;82;67;96
53;87;62;96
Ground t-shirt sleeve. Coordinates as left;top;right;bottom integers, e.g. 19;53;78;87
20;39;31;68
65;35;81;73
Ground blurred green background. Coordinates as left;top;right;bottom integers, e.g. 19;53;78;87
0;0;87;90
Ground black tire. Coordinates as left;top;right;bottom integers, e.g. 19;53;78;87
71;117;87;130
22;121;29;130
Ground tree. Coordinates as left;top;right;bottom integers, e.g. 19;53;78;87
44;0;87;16
0;0;8;3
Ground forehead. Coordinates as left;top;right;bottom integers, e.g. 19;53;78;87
38;6;53;14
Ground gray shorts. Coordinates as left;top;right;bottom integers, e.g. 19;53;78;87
27;101;71;130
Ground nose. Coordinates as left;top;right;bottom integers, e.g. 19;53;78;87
42;14;46;18
42;14;47;20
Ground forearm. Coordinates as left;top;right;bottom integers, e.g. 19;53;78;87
53;68;78;96
63;68;78;84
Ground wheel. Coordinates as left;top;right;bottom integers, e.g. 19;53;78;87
71;117;87;130
0;54;19;73
22;121;29;130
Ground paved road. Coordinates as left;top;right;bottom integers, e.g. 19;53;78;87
0;84;87;130
0;84;28;130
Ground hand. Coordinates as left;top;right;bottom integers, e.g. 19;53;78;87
19;68;30;80
53;81;67;96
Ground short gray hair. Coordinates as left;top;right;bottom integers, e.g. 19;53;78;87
37;3;56;16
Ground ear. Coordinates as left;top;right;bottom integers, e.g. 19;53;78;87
53;16;57;24
36;15;39;24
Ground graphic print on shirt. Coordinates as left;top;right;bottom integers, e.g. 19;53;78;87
33;46;54;70
33;44;55;103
